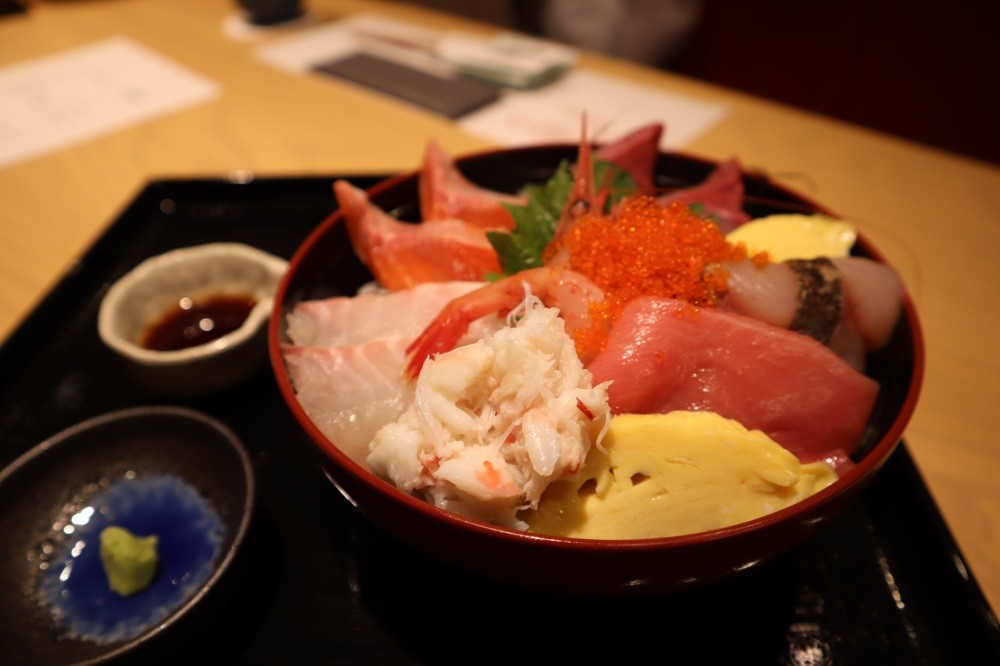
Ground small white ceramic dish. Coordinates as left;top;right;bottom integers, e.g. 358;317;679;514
98;243;288;396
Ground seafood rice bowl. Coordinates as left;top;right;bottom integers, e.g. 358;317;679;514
269;127;922;595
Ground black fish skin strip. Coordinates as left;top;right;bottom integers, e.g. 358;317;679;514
788;258;843;344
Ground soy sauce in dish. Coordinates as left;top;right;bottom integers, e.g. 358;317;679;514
141;294;257;351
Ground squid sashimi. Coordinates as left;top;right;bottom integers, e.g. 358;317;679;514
658;157;750;232
286;281;488;347
419;140;525;231
586;296;880;468
282;338;415;466
334;180;501;291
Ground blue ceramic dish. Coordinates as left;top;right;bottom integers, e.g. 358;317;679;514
37;473;225;645
0;406;254;665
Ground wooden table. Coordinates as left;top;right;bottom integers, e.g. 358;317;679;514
2;0;998;617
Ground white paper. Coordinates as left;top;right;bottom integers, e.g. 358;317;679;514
254;15;725;148
0;37;219;169
254;23;362;73
255;16;574;89
458;69;727;150
253;19;450;76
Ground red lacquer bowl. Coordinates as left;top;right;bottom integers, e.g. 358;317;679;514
269;145;923;596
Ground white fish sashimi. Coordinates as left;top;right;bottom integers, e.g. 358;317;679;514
723;256;904;358
723;260;798;329
281;337;414;468
286;281;487;347
283;281;509;471
833;256;904;350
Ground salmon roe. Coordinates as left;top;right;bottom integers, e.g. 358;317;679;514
545;195;757;356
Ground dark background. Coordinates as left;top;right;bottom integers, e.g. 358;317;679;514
408;0;1000;166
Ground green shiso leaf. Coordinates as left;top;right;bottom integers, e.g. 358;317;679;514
595;159;637;209
487;158;637;276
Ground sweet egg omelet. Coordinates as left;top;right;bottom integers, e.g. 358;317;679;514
726;214;857;261
523;412;837;539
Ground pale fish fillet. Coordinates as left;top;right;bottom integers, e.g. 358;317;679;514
833;256;904;350
281;337;414;468
286;281;488;347
723;260;799;329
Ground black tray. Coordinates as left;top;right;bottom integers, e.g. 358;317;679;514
1;175;998;665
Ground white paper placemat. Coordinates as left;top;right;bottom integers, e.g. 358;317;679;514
0;37;219;169
254;14;726;148
458;69;727;150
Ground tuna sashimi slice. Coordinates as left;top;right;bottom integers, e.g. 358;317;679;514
286;281;487;347
595;122;663;192
658;158;751;232
282;337;415;468
335;180;502;291
419;140;524;230
586;297;879;466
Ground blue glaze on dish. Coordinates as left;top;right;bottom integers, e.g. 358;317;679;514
37;473;224;644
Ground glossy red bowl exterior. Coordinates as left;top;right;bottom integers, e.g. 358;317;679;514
269;145;924;596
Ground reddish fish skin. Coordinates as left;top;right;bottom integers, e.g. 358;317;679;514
419;123;665;231
335;180;501;291
419;124;664;230
419;140;524;230
595;122;663;192
586;297;879;465
658;158;751;232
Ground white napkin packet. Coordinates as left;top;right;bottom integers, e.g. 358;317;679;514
435;32;576;89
